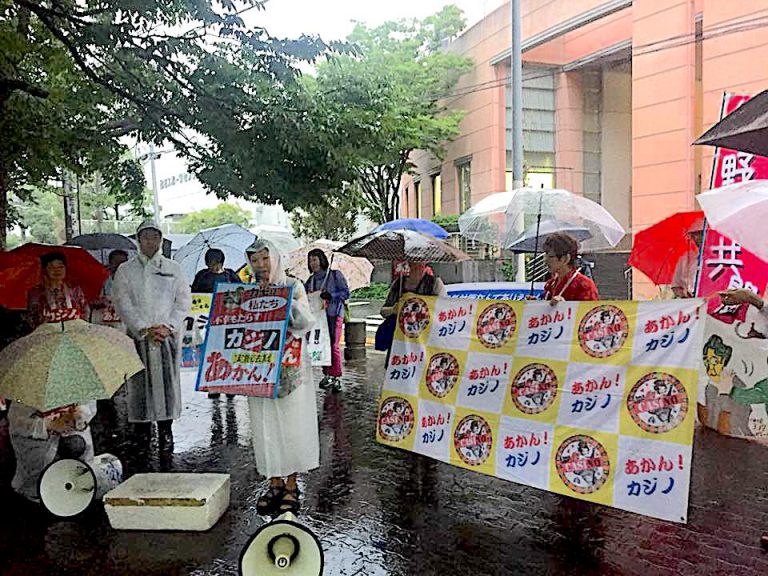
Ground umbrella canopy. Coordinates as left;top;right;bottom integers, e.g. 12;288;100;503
503;188;625;252
173;224;256;284
458;191;515;246
694;90;768;157
67;233;137;266
285;240;373;291
372;218;449;239
338;229;470;263
0;244;109;310
697;180;768;262
0;319;144;412
628;211;705;285
507;219;592;253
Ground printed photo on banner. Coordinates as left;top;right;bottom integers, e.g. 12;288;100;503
181;293;212;369
377;296;703;523
396;295;433;343
195;282;294;398
503;358;566;423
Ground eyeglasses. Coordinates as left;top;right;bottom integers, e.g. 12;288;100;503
544;253;560;260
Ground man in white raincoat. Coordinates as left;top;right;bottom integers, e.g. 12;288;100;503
112;221;191;447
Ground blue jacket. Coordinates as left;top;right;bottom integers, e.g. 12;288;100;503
306;269;350;317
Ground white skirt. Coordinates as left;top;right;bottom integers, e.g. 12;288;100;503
247;380;320;478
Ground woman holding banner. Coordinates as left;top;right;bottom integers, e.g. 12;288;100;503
542;233;600;303
245;238;319;516
305;249;350;392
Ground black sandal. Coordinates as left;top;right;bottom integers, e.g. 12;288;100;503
256;484;285;515
278;485;301;514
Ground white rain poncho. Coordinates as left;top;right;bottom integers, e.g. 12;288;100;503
112;246;192;423
245;238;319;478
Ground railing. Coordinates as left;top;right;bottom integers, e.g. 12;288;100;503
526;253;548;283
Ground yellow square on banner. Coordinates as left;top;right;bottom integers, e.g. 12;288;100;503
469;300;524;355
549;426;618;506
620;366;698;445
190;293;212;314
394;296;436;345
502;357;567;424
449;407;500;476
419;347;467;405
570;301;638;366
376;393;419;451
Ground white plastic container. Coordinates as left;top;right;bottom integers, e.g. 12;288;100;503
103;473;230;531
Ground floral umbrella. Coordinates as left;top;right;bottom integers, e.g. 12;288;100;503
338;229;470;262
0;319;143;412
285;240;373;291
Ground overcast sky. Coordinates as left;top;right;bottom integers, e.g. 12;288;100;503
244;0;506;41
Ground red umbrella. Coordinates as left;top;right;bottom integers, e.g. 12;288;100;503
629;211;705;285
0;244;109;310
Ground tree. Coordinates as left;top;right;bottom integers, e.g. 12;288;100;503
312;5;472;223
178;204;252;234
13;186;65;244
0;0;346;247
290;185;363;242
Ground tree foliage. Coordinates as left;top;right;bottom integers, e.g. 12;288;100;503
0;0;346;247
178;203;252;234
311;5;472;223
290;185;363;242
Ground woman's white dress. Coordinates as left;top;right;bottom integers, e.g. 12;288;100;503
247;277;320;478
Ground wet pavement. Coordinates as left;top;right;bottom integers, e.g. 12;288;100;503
2;352;768;575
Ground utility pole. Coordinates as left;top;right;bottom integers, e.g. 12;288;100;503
511;0;526;281
148;143;161;222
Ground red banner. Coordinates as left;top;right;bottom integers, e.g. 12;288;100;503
697;94;768;319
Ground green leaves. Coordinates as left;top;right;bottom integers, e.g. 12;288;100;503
178;204;252;233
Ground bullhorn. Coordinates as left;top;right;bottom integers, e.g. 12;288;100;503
240;512;323;575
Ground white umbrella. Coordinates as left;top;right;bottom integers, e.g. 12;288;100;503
697;180;768;262
173;224;256;283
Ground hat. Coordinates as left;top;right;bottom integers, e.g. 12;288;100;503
136;220;162;236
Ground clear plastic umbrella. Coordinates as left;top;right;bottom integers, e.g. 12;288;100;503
173;224;256;284
338;229;470;262
458;188;625;252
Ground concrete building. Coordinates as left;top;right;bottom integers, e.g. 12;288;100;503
401;0;768;297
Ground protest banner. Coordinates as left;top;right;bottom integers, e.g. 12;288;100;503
376;296;705;523
697;306;768;441
181;293;212;369
306;292;332;366
196;283;294;398
445;282;545;300
697;93;768;309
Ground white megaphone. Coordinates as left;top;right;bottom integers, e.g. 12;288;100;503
240;512;324;575
38;453;123;518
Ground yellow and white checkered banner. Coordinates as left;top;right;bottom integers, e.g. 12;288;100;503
376;297;705;523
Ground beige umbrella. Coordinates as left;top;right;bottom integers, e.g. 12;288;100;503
285;240;374;291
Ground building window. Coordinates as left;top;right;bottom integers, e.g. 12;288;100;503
415;180;422;218
457;162;471;211
431;173;442;216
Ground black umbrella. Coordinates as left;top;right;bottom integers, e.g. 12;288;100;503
67;233;137;266
694;89;768;157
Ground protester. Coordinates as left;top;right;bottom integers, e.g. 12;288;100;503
542;233;600;304
10;251;95;502
112;221;192;448
305;248;350;392
191;248;241;293
244;237;319;515
671;231;702;298
380;261;446;319
91;249;129;327
26;252;89;328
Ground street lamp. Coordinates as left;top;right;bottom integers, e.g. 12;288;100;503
136;143;165;221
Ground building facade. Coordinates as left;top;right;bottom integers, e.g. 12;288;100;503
401;0;768;296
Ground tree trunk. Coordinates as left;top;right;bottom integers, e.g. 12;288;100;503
0;162;7;250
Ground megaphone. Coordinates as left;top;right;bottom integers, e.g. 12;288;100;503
240;512;324;575
38;453;123;518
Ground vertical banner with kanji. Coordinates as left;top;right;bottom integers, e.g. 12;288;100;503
697;93;768;309
376;296;706;523
196;283;293;398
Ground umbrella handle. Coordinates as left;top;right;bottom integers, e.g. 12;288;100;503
530;193;544;296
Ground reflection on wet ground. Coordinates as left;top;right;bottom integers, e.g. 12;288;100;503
1;353;768;575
